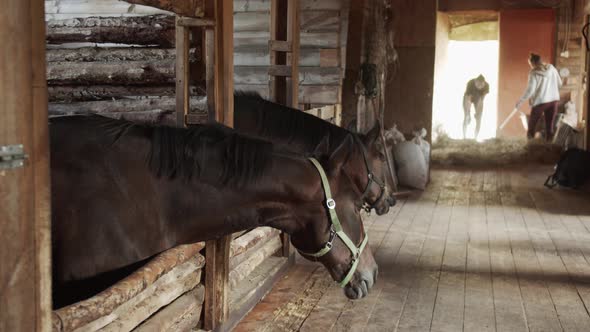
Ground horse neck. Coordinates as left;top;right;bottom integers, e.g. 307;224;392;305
234;96;350;152
341;142;368;197
169;153;325;244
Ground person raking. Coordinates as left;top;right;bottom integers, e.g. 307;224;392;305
463;74;489;139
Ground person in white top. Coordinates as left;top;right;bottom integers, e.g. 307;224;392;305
515;53;563;140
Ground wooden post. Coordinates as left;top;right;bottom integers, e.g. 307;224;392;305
269;0;299;257
203;0;233;330
286;0;299;108
1;0;51;331
175;17;190;127
269;0;299;108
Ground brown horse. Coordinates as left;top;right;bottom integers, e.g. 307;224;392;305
234;92;396;215
50;115;377;307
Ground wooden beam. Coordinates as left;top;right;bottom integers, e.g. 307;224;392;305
204;0;233;330
268;65;292;77
1;0;51;331
31;0;52;330
341;0;365;129
287;0;300;109
176;16;216;27
269;40;292;52
175;16;190;127
212;0;234;126
269;0;288;104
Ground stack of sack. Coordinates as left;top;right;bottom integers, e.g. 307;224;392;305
384;125;430;190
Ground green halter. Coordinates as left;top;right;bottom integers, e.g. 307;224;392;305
298;158;369;288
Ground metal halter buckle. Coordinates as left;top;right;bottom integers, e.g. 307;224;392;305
326;198;336;209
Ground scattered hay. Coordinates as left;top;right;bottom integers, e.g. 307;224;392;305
431;136;563;167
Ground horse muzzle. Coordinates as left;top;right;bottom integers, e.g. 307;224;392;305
343;266;378;300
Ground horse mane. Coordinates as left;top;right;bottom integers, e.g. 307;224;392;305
72;115;274;188
234;91;352;152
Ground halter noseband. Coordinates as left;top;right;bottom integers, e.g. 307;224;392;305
297;158;369;288
354;135;388;213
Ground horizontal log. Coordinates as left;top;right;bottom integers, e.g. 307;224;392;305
46;47;199;63
52;243;204;332
230;227;280;260
134;286;205;332
48;96;207;115
48;60;339;86
48;85;205;102
95;260;202;332
122;0;205;17
47;60;176;85
46;15;176;47
229;236;282;290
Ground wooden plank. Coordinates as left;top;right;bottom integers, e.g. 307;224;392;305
0;1;38;331
268;40;291;52
521;190;590;332
269;0;287;104
31;0;52;330
175;17;190;126
499;191;563;332
485;191;528;332
365;190;443;331
52;244;205;332
234;264;317;332
287;0;300;108
268;65;292;77
224;256;293;332
393;190;452;332
430;191;469;332
204;237;231;330
134;286;205;332
463;191;495;332
176;16;215;27
205;1;234;318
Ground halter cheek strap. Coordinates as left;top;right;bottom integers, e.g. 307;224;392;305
353;135;387;213
298;158;369;288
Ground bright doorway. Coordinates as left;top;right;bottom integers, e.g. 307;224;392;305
433;13;499;141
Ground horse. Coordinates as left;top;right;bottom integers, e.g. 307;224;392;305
50;115;378;307
234;91;396;215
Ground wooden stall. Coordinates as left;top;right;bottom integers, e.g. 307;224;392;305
41;0;310;331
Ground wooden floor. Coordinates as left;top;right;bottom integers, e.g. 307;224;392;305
234;165;590;332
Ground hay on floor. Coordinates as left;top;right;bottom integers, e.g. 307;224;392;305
431;136;563;167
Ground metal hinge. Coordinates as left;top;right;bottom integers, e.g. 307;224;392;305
0;144;27;170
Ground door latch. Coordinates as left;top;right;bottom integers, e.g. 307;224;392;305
0;144;27;170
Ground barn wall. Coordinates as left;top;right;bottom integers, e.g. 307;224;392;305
385;0;437;139
44;0;348;122
498;9;556;137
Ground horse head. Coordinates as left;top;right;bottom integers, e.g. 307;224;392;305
355;123;396;215
291;136;378;300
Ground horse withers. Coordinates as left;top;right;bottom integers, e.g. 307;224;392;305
234;92;396;215
50;115;377;306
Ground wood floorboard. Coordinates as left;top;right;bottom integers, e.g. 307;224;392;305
234;165;590;332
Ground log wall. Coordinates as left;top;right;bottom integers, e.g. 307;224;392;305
44;0;349;122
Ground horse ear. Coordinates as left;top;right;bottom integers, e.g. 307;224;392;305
328;135;353;172
363;122;381;145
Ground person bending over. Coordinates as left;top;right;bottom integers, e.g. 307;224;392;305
463;74;489;139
